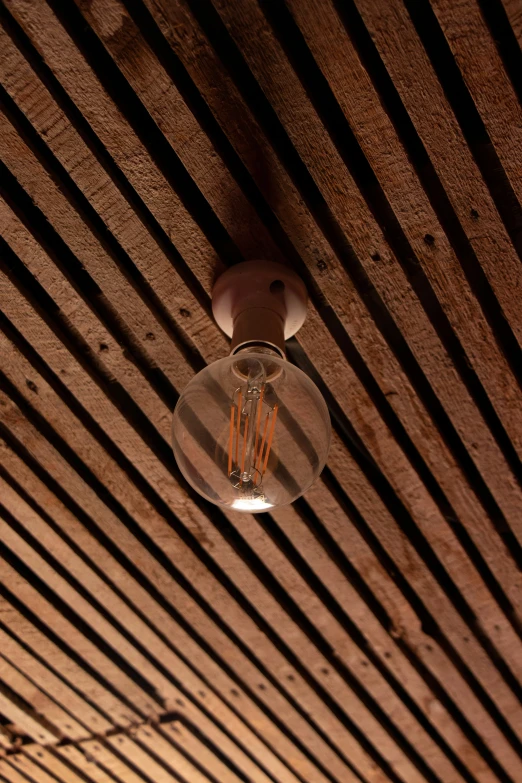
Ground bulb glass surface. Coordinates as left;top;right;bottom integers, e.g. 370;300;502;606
172;352;331;512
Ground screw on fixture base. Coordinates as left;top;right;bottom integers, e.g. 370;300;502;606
212;261;308;355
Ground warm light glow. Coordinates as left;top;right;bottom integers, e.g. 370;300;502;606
232;497;273;511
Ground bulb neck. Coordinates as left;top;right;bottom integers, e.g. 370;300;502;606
230;307;286;358
232;342;285;359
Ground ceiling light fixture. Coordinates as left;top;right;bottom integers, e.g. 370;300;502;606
172;261;331;513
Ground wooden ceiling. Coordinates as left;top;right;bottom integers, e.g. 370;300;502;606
1;0;522;781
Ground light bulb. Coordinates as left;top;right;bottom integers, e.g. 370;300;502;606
172;349;330;512
172;261;331;513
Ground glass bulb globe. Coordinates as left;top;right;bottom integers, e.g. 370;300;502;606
172;350;331;512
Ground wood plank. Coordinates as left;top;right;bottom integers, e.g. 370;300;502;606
0;591;134;731
0;694;57;747
5;754;63;783
76;740;151;783
264;498;502;783
158;720;245;783
1;435;504;783
104;730;213;783
0;17;230;371
0;281;352;783
23;746;89;783
431;0;522;210
67;0;284;269
3;362;509;775
57;745;122;783
502;0;522;44
0;552;156;721
6;0;522;691
0;484;188;710
9;0;516;596
0;758;53;783
1;6;519;779
0;655;87;742
0;475;304;783
0;0;228;303
295;305;522;711
0;624;111;736
139;0;522;545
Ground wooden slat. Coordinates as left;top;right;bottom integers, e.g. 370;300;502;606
0;758;53;783
0;655;87;742
431;0;522;210
0;625;111;736
76;740;152;783
23;746;91;783
104;730;213;783
0;465;467;783
0;693;57;747
502;0;522;44
158;719;245;783
57;745;123;783
0;289;358;782
5;754;63;783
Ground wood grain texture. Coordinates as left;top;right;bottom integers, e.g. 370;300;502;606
1;0;522;781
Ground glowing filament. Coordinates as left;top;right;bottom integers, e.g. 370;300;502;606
228;384;277;492
240;415;249;484
228;404;235;476
235;390;242;468
262;404;278;477
253;387;265;464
